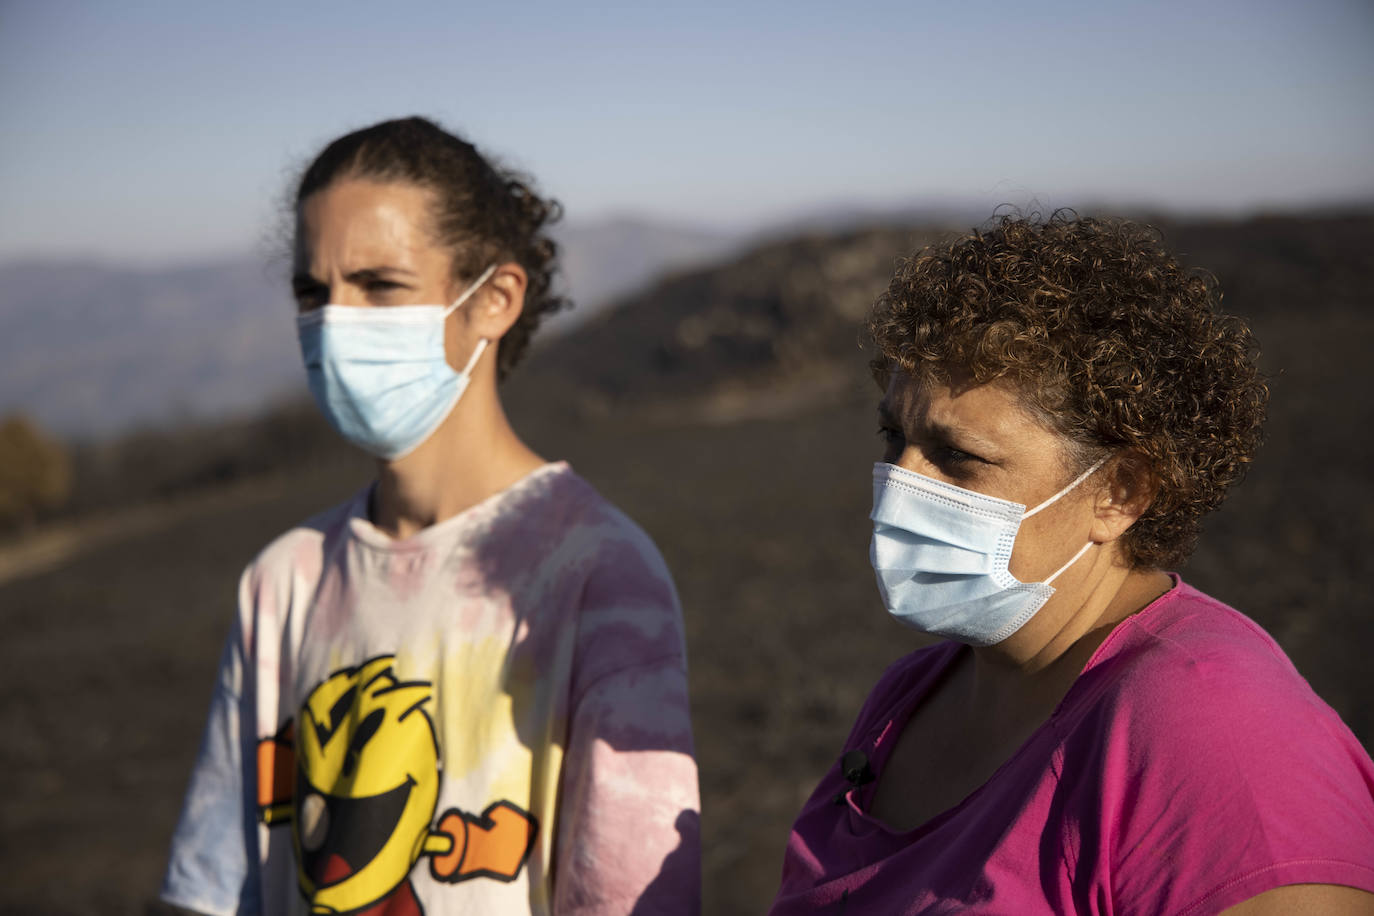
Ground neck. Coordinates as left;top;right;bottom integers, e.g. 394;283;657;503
369;379;545;539
969;561;1172;708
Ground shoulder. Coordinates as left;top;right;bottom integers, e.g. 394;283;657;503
1070;580;1368;774
536;465;677;597
871;642;961;701
478;463;673;588
1079;581;1343;746
234;489;362;641
558;467;671;571
846;642;961;746
243;492;357;584
1058;581;1374;908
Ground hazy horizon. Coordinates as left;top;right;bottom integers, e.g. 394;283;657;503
4;193;1372;272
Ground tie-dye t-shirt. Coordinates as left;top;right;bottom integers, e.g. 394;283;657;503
162;462;700;916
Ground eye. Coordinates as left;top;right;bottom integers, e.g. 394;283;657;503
876;426;904;462
362;277;416;305
292;280;328;312
931;445;982;474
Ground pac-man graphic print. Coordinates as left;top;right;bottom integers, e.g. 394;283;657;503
256;656;538;915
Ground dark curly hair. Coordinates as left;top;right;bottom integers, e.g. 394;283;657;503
867;212;1268;569
294;116;567;380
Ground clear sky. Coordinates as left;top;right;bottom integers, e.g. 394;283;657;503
2;0;1372;264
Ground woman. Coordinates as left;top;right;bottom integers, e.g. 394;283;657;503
769;215;1374;914
161;117;699;915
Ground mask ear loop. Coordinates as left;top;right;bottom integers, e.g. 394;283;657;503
443;264;498;377
1025;455;1110;586
458;338;490;377
1022;455;1109;520
1043;540;1096;586
443;264;499;318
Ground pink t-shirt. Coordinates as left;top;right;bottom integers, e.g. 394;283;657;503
770;579;1374;915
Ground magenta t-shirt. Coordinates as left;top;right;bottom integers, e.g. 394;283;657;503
770;580;1374;915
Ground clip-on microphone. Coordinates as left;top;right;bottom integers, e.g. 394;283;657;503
833;749;875;804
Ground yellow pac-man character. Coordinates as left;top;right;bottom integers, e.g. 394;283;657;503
257;656;537;915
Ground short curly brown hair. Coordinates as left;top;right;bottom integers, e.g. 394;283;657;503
867;212;1268;569
295;116;567;380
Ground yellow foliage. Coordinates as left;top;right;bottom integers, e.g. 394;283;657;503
0;413;72;526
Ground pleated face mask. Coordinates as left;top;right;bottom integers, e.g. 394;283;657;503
868;456;1106;646
296;265;496;460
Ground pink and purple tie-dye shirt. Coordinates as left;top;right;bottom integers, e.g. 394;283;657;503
770;579;1374;915
163;462;700;916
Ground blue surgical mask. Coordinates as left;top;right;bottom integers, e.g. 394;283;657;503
296;265;496;460
869;457;1106;646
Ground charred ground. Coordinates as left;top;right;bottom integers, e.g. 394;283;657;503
1;211;1371;915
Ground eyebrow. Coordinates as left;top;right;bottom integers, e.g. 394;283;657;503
291;266;418;289
345;266;417;283
878;400;1001;453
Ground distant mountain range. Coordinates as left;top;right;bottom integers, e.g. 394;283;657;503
18;207;1374;526
0;218;744;438
509;209;1374;425
5;207;1371;440
507;225;950;425
0;257;298;438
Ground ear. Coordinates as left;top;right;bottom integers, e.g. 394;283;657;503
1088;452;1158;546
465;262;528;340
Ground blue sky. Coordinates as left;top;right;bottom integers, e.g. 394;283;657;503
2;0;1372;264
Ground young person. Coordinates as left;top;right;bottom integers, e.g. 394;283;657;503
163;117;700;916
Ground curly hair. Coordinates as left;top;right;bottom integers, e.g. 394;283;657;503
867;212;1268;569
294;116;567;380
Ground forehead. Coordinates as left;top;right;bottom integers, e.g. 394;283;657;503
294;179;439;269
882;370;1060;450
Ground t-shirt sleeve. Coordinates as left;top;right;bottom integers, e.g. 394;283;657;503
1078;626;1374;916
160;614;261;916
552;522;701;916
